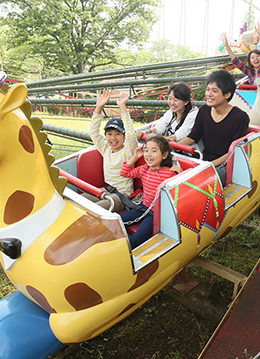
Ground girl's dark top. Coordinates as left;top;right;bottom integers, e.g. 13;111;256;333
188;104;250;161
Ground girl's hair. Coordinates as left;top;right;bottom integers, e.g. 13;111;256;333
145;135;173;168
168;82;193;130
247;49;260;69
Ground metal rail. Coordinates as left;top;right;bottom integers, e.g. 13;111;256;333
31;98;205;107
27;73;245;95
42;123;93;142
27;75;209;94
26;55;244;88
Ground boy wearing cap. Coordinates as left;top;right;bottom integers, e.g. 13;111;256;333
88;89;138;211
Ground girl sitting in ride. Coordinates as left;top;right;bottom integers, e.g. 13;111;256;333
136;83;198;142
120;136;182;249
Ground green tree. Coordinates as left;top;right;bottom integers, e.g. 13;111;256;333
0;0;159;75
87;39;205;74
244;0;255;30
123;39;205;66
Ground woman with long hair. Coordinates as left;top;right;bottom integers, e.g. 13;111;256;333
136;82;198;142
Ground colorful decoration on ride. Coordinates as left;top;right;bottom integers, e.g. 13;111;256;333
171;166;224;248
230;78;260;125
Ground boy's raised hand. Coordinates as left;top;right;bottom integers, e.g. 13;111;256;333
117;92;129;113
95;89;111;114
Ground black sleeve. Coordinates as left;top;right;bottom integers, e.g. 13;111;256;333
188;105;205;142
231;109;250;142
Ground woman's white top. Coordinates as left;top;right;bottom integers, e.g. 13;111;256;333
153;107;198;141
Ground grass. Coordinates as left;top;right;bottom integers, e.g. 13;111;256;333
1;113;260;358
38;112;94;159
0;269;15;299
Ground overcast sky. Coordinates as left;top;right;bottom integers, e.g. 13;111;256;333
149;0;260;55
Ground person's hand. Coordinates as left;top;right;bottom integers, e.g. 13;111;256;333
127;145;144;165
135;130;144;140
170;165;183;174
220;32;228;47
95;89;111;113
166;135;177;142
117;92;129;107
133;145;144;160
136;129;156;140
146;132;156;139
117;92;129;114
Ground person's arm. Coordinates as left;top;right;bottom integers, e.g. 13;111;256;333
89;112;107;154
153;109;174;135
89;89;111;153
213;110;249;167
221;33;250;74
255;21;260;39
120;147;144;178
136;128;157;140
94;89;111;114
117;92;128;115
253;27;259;49
178;137;196;146
220;32;236;61
171;165;183;174
167;107;198;142
166;134;177;141
212;153;228;167
117;92;139;152
126;146;144;166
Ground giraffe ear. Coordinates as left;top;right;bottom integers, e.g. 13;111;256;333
0;83;28;119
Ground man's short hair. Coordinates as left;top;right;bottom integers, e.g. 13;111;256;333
207;70;236;102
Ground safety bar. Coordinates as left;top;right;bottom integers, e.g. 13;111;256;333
59;168;106;199
140;134;199;157
238;84;257;90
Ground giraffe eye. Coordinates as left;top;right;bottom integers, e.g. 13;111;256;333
19;125;35;153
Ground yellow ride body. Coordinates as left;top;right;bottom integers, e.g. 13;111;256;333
1;82;260;344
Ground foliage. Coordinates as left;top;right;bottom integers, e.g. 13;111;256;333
0;23;68;81
0;24;42;81
0;0;159;75
192;85;206;102
136;39;205;64
243;0;255;31
95;39;205;71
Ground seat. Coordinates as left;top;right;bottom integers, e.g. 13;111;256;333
77;148;106;188
178;157;198;171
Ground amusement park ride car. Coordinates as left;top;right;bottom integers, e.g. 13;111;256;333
0;76;260;359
